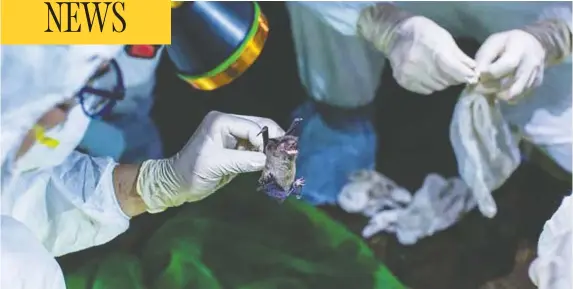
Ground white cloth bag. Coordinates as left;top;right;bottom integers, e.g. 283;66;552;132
450;88;522;218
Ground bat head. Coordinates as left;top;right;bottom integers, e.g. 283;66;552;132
266;135;298;159
257;118;302;157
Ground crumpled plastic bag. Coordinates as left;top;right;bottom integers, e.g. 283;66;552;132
449;88;521;218
338;170;412;216
388;174;476;245
338;171;476;245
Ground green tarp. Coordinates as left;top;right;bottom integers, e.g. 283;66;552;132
64;173;404;289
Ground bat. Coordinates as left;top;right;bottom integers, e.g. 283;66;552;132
257;118;305;203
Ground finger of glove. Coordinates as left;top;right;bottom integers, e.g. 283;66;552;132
454;47;477;70
501;71;536;104
442;46;478;84
404;80;434;95
421;76;448;92
522;68;543;99
500;61;535;101
478;195;498;218
217;149;267;174
474;189;498;218
218;115;267;151
230;114;286;138
437;49;478;84
213;174;237;192
483;41;524;79
432;74;452;88
475;35;506;74
530;66;543;88
432;67;467;89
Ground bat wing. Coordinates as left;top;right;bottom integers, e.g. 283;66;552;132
257;173;277;191
258;173;289;202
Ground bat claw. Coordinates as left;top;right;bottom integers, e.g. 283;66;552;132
289;177;305;200
294;178;305;187
257;126;269;151
257;126;268;136
285;118;303;136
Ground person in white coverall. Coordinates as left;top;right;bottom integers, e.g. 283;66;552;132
77;45;165;163
0;45;285;289
287;2;571;288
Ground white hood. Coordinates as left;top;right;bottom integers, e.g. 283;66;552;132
1;45;122;170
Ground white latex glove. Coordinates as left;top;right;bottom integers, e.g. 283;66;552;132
136;111;285;213
474;30;546;102
475;18;572;102
357;4;478;95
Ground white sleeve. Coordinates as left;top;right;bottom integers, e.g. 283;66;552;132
529;195;572;288
286;1;384;36
24;151;130;257
539;3;572;32
543;4;573;56
530;3;573;63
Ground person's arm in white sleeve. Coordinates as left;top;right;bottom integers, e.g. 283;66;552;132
32;151;131;257
355;3;478;95
124;111;285;214
528;4;572;65
29;112;283;257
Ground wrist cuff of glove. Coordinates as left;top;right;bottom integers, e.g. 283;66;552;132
522;19;572;66
357;3;414;55
136;158;185;214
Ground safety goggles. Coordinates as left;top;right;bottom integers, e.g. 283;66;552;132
77;59;125;118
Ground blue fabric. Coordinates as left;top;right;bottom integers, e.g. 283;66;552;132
79;119;126;162
78;115;163;163
293;101;377;205
110;115;163;163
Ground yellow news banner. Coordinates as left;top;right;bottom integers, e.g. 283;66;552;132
2;0;173;44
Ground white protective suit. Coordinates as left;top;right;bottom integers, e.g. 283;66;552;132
79;45;165;163
287;2;386;109
1;45;127;289
287;2;572;288
287;2;571;166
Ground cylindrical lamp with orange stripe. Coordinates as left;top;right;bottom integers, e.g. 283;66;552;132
167;1;269;91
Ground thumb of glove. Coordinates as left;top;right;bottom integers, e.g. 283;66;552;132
475;34;507;76
216;149;267;175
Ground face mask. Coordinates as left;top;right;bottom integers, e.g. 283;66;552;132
15;106;91;172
